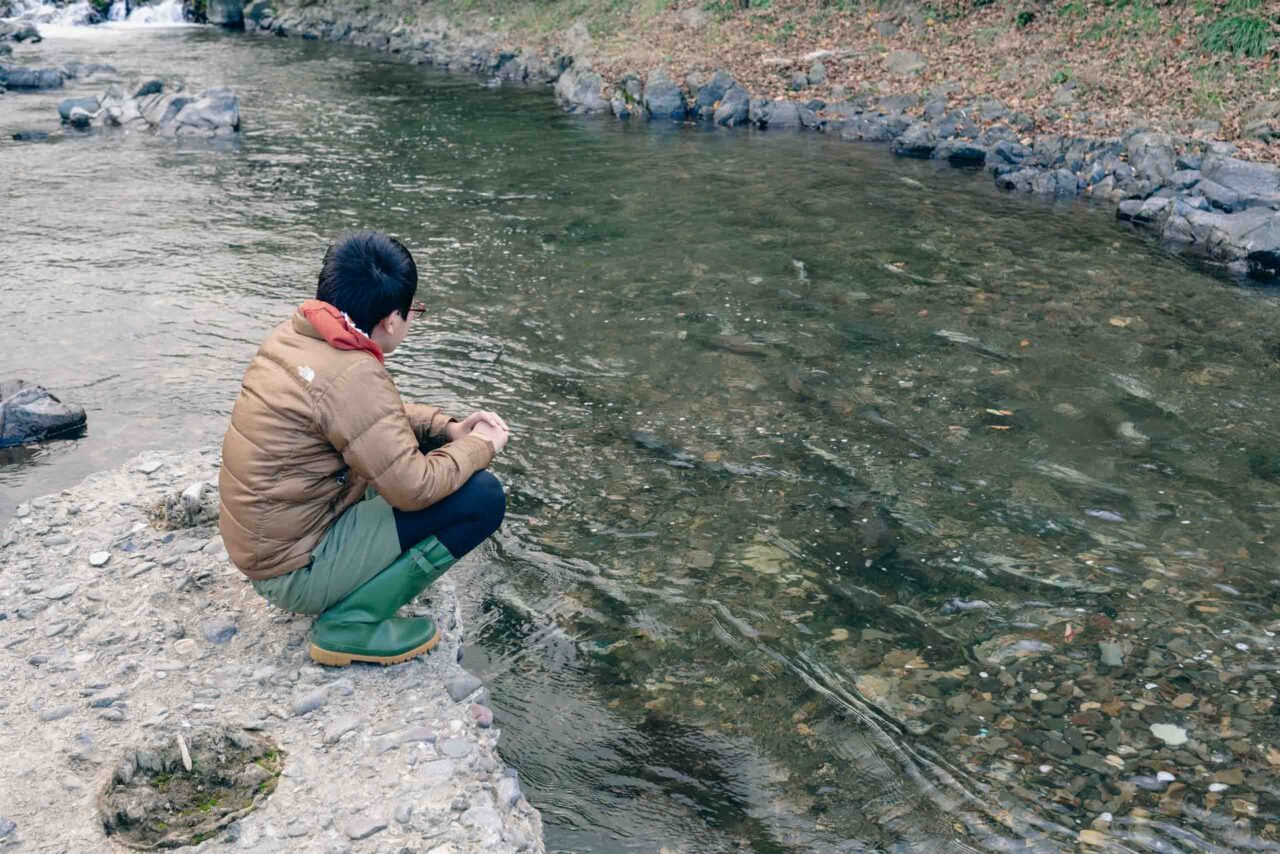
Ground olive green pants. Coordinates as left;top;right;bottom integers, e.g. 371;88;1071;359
252;489;402;615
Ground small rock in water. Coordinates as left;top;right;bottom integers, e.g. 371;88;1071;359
940;598;988;614
1149;723;1188;745
1098;642;1125;667
1209;782;1229;792
1086;509;1126;523
200;618;237;644
89;551;110;567
446;673;483;702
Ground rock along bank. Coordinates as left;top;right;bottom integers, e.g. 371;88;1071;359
0;447;544;853
236;0;1280;284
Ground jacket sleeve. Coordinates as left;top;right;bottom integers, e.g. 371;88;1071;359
316;360;495;511
405;402;455;451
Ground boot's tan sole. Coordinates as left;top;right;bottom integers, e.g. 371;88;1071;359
309;629;440;667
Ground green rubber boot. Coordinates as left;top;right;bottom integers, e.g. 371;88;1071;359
309;536;457;667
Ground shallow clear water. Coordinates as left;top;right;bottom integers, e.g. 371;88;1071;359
5;25;1280;853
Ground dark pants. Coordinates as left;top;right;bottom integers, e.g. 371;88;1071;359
394;469;507;558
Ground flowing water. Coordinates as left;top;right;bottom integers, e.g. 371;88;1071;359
5;22;1280;854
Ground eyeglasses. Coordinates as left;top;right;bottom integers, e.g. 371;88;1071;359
407;301;426;320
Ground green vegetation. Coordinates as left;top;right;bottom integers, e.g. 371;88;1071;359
1200;0;1277;57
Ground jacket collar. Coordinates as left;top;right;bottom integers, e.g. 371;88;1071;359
293;301;385;364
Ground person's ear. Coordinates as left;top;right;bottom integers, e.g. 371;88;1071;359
379;312;401;335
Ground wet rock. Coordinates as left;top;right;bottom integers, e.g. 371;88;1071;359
1098;643;1125;667
553;67;609;114
0;21;40;42
200;617;237;644
706;82;748;127
1149;723;1188;746
0;66;64;89
11;130;50;142
156;87;241;138
892;123;936;158
885;50;926;77
447;673;483;702
0;381;87;448
642;68;686;121
58;96;100;123
207;0;244;28
935;139;986;166
690;69;734;120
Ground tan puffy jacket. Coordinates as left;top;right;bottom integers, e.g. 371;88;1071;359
218;310;495;580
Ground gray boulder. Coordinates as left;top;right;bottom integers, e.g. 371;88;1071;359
712;84;750;127
553;67;609;114
134;79;164;98
1126;132;1175;183
995;167;1081;198
1200;153;1280;210
0;65;65;90
207;0;244;28
807;60;826;87
936;139;986;166
157;87;241;138
58;96;100;122
643;68;686;121
892;123;936;158
0;381;87;448
691;69;734;120
0;21;40;42
759;100;801;129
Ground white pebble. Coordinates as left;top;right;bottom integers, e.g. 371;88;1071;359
89;551;110;567
1156;771;1175;783
1209;783;1229;793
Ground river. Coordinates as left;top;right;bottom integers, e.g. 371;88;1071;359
4;20;1280;853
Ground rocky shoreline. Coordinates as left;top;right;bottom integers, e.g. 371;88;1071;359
243;0;1280;284
0;448;544;852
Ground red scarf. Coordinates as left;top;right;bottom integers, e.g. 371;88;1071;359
299;300;385;364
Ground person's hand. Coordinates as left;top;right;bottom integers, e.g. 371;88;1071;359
447;410;509;442
471;420;509;454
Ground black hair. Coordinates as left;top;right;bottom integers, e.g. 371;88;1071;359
316;231;418;335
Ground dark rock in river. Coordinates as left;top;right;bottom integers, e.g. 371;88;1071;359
0;65;65;90
0;21;40;42
759;99;802;129
892;123;936;158
642;67;686;121
58;96;100;123
207;0;245;28
935;139;986;166
134;79;164;98
0;380;87;448
156;87;240;138
11;130;49;142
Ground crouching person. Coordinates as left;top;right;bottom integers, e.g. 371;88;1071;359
218;231;510;666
